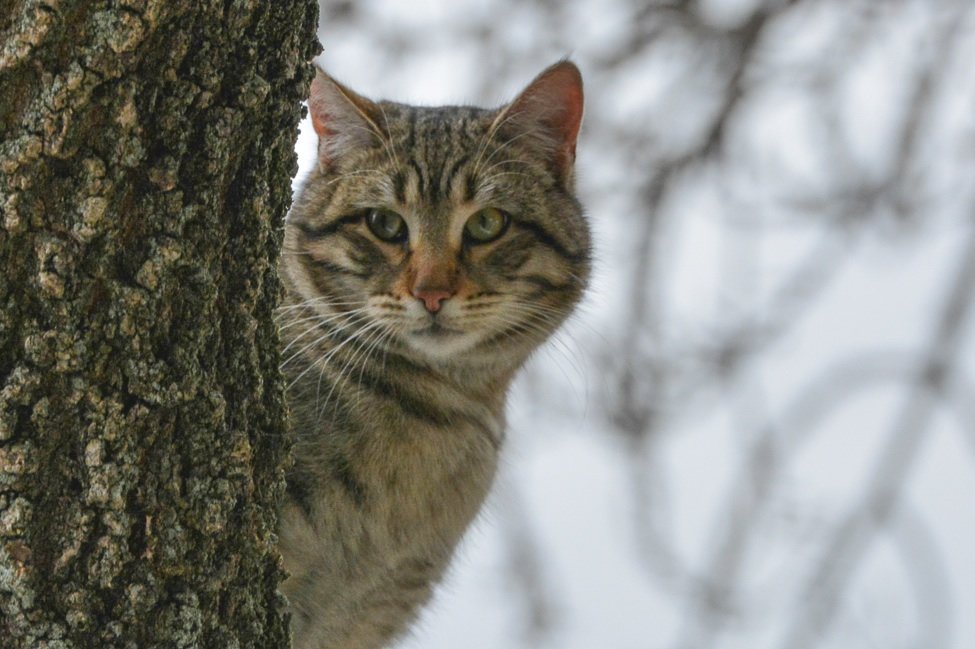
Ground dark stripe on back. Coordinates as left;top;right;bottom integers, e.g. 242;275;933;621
345;361;494;438
316;344;502;450
332;453;367;507
353;366;453;426
285;470;315;517
391;557;439;596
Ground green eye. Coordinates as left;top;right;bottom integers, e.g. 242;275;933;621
464;207;510;243
365;208;407;242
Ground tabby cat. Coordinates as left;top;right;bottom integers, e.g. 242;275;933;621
277;60;590;649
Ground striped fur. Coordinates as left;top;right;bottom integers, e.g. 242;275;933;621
277;61;590;649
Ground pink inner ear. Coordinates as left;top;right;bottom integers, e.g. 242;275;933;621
540;64;584;150
306;70;386;164
308;72;334;138
505;61;585;174
558;82;583;162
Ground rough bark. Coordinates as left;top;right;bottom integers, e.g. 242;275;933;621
0;1;318;647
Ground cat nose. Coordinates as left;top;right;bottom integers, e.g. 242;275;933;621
412;287;453;313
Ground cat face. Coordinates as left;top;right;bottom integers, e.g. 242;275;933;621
282;62;590;367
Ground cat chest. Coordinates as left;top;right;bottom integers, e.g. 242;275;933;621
356;415;501;547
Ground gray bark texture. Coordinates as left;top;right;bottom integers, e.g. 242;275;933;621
0;1;319;647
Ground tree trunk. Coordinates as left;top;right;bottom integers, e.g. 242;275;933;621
0;2;318;647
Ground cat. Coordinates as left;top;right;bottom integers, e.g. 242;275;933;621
276;59;590;649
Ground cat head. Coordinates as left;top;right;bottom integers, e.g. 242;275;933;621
282;61;590;369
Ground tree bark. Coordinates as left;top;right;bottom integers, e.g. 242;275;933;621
0;2;318;647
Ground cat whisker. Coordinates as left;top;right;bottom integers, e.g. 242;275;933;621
276;295;363;311
501;305;590;382
347;325;397;415
276;301;370;327
313;320;391;419
480;171;537;188
275;299;371;325
277;308;370;336
470;106;547;185
375;102;403;170
290;318;387;394
478;106;539;161
275;300;367;321
507;296;608;344
482;303;580;360
470;108;521;182
473;126;548;183
479;156;535;175
320;168;387;187
492;314;581;378
281;326;338;373
279;310;373;369
333;122;394;157
300;168;390;198
277;313;332;333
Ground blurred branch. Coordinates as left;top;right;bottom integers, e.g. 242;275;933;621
945;375;975;466
780;231;975;649
612;0;798;439
628;440;701;591
891;503;954;649
672;374;779;649
498;479;559;647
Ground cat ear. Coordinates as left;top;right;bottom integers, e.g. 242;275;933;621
493;60;584;183
308;67;387;164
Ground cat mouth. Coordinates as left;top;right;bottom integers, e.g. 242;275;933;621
412;322;463;337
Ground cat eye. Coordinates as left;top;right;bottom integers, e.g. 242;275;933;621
464;208;510;244
365;208;407;243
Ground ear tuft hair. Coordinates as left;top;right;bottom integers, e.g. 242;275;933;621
493;60;584;183
308;67;387;165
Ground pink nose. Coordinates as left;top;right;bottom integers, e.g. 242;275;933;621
412;288;453;313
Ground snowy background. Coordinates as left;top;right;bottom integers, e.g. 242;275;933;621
294;1;975;647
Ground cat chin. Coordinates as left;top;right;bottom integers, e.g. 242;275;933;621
403;328;484;362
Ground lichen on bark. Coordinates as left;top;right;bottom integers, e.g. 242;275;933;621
0;1;319;647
